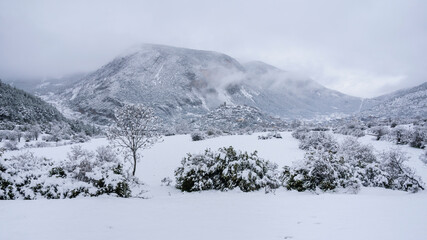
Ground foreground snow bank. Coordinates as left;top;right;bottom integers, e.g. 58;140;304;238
1;132;427;239
1;189;426;240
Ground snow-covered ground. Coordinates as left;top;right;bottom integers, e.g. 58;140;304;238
1;132;427;240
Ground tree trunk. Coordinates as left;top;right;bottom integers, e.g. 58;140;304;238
132;150;137;176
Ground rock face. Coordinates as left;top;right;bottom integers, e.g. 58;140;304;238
55;44;362;124
359;82;427;119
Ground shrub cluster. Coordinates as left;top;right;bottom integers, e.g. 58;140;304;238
190;129;224;142
175;146;279;192
285;132;424;193
297;131;339;153
0;146;143;200
333;123;365;137
291;127;310;140
282;150;360;193
369;125;426;149
258;132;282;140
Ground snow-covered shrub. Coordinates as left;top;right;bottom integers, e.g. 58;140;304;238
7;131;18;141
42;134;61;142
409;127;426;149
161;177;172;186
3;140;18;151
258;132;282;140
282;137;424;193
175;149;217;191
281;150;360;193
378;149;424;193
71;132;90;143
420;150;427;165
338;138;388;188
96;146;119;163
298;131;338;153
175;146;280;192
191;132;206;141
0;146;143;200
386;126;413;145
291;127;310;140
0;130;7;142
23;132;33;142
65;146;96;182
33;141;51;148
369;126;389;141
206;129;222;137
333;123;365;137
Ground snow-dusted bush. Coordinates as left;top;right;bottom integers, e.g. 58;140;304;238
191;132;206;141
42;134;61;142
282;137;424;193
420;150;427;165
369;126;389;141
333;123;365;137
338;138;388;188
191;129;224;141
71;132;90;143
0;131;7;142
3;140;18;151
96;146;119;163
205;129;222;137
385;126;413;145
175;146;279;192
409;127;426;149
7;131;18;141
298;131;338;153
161;177;172;186
378;149;424;193
0;146;144;200
258;132;282;140
291;127;310;140
281;150;360;193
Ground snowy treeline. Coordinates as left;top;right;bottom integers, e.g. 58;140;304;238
0;80;65;125
0;81;102;151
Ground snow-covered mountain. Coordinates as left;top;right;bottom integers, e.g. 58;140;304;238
359;82;427;119
54;44;362;124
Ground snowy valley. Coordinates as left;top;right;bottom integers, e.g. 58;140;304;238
1;39;427;240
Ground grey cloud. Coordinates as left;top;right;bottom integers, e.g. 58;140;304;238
0;0;426;98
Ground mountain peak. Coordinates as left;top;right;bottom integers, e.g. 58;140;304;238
55;44;362;125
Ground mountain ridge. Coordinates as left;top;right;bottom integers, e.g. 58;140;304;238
50;44;362;125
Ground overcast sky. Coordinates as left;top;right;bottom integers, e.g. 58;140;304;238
1;0;426;98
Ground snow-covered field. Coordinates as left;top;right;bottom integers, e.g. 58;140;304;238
1;132;427;240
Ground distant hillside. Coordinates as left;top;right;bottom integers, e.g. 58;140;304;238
359;82;427;120
192;104;287;133
0;80;66;126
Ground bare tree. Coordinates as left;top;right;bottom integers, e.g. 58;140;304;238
107;104;161;176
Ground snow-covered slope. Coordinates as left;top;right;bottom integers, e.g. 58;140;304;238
192;104;287;132
56;44;362;124
0;80;67;126
359;82;427;119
